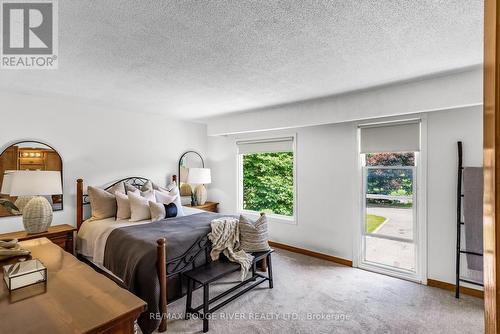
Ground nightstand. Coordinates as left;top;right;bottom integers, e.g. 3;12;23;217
185;201;219;213
0;224;76;253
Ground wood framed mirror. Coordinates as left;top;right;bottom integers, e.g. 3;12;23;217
0;141;63;217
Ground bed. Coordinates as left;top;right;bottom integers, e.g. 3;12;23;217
75;176;220;334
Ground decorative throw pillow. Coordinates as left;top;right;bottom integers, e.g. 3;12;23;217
239;213;270;252
154;183;185;217
88;186;117;220
140;190;156;202
149;201;178;222
155;190;177;205
149;201;165;222
115;191;131;220
141;180;154;192
129;192;151;222
125;183;140;194
164;203;178;218
107;182;126;195
128;188;140;196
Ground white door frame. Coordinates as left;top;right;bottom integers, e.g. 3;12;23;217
352;115;428;284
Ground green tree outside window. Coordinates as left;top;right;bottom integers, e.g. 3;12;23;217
242;152;294;216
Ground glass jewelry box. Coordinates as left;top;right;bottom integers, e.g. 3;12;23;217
3;259;47;291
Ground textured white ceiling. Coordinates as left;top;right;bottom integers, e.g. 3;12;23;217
0;1;483;120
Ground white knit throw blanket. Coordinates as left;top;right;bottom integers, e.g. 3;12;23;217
208;217;254;281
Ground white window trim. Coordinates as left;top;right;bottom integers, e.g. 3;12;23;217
236;133;298;225
352;114;428;284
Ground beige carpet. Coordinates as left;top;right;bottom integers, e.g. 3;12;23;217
151;249;483;334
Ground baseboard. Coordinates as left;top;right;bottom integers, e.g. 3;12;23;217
427;278;484;299
268;241;353;267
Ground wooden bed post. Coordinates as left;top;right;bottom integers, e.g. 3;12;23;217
76;178;83;231
157;238;167;332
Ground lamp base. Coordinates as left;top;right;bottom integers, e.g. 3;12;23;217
14;196;35;213
195;184;208;206
22;196;53;234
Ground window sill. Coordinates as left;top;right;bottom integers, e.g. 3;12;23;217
240;210;297;225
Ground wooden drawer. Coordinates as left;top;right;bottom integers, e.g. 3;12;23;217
201;203;218;212
50;234;73;253
184;202;219;213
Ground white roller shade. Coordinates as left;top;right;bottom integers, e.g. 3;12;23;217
237;137;294;155
359;121;420;154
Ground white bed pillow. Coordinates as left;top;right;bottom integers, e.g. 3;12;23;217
128;187;140;196
141;190;156;202
129;192;151;222
154;182;185;217
155;190;177;205
115;191;131;220
149;201;166;222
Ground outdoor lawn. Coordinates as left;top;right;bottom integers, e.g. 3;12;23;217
366;214;386;233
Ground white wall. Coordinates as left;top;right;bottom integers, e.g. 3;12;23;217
0;92;207;233
208;124;358;260
207;105;483;285
206;67;482;136
427;107;483;284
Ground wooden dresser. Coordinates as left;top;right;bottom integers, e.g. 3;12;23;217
0;224;75;253
0;238;146;334
184;201;219;212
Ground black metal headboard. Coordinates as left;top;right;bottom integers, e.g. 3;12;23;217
81;176;151;206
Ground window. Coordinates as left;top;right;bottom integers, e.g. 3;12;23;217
237;137;295;218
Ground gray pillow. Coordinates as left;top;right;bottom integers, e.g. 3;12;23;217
141;180;153;192
125;183;139;194
88;186;117;220
107;181;126;195
239;213;270;252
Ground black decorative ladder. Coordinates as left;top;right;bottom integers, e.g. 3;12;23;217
455;141;484;298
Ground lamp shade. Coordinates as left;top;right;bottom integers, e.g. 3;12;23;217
186;168;211;184
1;170;16;195
9;171;62;196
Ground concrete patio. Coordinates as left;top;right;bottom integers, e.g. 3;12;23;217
365;207;415;271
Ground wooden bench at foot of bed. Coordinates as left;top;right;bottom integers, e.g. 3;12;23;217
183;250;274;333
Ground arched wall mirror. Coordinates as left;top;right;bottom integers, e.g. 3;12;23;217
0;141;63;218
178;151;205;203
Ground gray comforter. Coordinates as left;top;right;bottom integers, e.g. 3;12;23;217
103;212;221;334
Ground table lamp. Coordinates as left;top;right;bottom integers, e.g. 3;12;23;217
186;168;211;205
8;171;62;234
